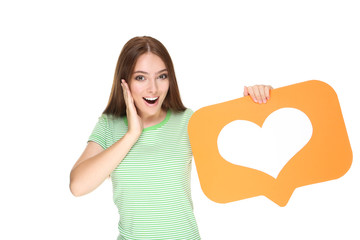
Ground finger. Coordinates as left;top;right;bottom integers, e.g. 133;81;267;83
121;79;126;96
121;80;129;103
121;79;130;93
258;85;267;103
121;79;135;109
265;86;271;100
122;80;132;100
247;86;257;103
243;86;249;96
252;85;263;103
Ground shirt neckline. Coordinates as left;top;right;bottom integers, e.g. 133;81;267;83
123;110;171;132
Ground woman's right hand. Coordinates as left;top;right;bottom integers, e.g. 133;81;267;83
70;80;142;196
121;79;143;138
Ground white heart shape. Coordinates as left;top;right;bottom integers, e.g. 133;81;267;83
217;108;313;178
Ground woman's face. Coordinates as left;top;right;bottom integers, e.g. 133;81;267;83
129;52;170;119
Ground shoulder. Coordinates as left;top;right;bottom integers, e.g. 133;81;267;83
98;113;122;124
169;108;193;125
93;113;124;133
184;108;194;116
93;114;110;130
184;108;194;123
171;108;193;117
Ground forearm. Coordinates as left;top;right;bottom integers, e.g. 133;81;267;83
70;132;139;196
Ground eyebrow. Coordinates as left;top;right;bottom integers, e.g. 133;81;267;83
133;69;168;75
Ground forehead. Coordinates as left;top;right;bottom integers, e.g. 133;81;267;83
134;53;166;72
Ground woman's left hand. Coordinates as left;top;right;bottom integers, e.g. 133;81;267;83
243;85;273;104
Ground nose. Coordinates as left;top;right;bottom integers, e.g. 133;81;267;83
147;78;158;93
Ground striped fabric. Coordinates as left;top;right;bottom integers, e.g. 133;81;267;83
88;109;201;240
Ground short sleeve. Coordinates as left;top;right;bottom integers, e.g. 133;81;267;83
87;114;109;149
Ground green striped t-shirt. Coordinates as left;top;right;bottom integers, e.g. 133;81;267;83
88;109;201;240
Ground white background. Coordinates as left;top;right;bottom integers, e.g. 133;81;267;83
1;0;359;239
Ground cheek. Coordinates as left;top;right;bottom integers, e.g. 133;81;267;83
129;84;142;99
162;81;170;95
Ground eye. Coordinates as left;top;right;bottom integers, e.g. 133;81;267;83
158;73;168;79
135;75;145;81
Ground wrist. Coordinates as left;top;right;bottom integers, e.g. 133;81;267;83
125;130;141;142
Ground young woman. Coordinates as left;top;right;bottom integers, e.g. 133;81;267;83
70;36;272;239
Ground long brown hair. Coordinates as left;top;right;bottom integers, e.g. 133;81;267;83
103;36;186;117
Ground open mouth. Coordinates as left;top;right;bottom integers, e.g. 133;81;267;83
143;97;159;105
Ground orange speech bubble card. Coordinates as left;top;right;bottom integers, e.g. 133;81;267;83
188;80;352;207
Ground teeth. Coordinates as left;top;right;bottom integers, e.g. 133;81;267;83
144;97;158;101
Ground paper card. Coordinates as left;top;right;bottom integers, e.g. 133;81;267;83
188;80;352;206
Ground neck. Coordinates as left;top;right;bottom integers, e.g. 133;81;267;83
139;109;167;128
